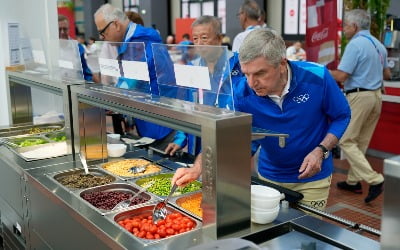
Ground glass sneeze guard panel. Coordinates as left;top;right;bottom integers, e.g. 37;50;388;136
98;41;152;94
46;39;84;82
152;43;235;112
22;38;49;74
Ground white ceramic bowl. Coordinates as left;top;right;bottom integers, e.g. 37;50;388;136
251;196;280;210
251;205;280;224
251;185;281;200
107;143;127;157
107;134;121;144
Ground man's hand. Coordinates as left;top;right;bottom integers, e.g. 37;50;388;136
171;165;202;187
298;147;323;179
164;143;181;156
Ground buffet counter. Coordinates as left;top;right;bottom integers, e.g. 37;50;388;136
0;145;381;249
0;71;382;249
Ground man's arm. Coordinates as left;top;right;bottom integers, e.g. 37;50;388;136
330;69;349;83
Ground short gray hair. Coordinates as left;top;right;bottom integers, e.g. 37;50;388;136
345;9;371;30
192;15;222;36
240;0;261;21
239;29;286;67
94;3;127;22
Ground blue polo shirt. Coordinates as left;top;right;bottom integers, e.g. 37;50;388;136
338;30;388;91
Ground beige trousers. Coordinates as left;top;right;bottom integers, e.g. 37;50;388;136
339;89;384;185
258;174;332;211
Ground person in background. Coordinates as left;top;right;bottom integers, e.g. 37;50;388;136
58;15;93;82
94;4;186;150
232;0;261;52
125;10;144;26
286;41;306;61
172;29;351;211
221;34;232;51
330;9;391;203
258;9;268;28
86;37;98;55
165;15;243;156
166;34;176;45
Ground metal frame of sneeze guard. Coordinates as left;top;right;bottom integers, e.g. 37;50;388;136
70;84;252;243
46;39;85;83
152;43;235;111
97;41;154;94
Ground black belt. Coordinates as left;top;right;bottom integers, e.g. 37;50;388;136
345;88;374;95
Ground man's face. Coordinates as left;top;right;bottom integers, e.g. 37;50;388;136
241;56;286;96
58;20;69;39
343;21;357;40
95;14;120;42
192;24;221;46
192;24;223;61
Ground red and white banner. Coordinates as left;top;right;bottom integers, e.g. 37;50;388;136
306;0;338;69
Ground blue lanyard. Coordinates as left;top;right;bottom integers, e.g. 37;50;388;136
359;34;384;66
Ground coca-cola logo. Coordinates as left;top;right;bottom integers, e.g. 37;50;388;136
311;28;329;42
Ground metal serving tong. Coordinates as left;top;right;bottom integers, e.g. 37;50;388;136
128;158;168;174
152;183;178;224
111;181;155;211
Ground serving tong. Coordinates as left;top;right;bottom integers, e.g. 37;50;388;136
111;181;155;211
128;158;168;174
152;183;178;223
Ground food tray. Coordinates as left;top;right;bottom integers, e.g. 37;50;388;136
170;191;202;221
99;158;171;181
78;183;157;215
1;132;69;161
134;173;202;199
0;123;63;138
110;204;201;243
49;167;117;191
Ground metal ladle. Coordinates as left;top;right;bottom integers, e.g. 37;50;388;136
152;183;178;223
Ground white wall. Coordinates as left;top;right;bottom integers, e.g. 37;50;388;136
0;0;58;126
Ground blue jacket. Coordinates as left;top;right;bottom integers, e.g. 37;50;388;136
234;61;351;183
78;43;92;81
116;23;184;145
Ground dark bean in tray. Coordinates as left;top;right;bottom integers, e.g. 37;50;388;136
57;174;114;189
81;191;148;210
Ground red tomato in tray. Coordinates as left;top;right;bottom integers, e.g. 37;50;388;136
117;212;196;240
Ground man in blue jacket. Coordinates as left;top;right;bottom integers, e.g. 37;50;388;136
164;15;243;156
172;29;351;210
94;4;185;150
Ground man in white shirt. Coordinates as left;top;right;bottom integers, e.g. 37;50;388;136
232;0;262;52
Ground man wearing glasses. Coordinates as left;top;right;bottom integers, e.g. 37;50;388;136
58;15;93;81
94;4;186;153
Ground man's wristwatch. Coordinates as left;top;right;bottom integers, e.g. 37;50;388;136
318;144;329;160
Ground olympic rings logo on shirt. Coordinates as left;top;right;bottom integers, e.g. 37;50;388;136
310;200;326;208
293;93;310;103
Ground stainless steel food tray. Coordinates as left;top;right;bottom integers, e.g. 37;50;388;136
0;123;64;138
77;182;159;215
47;167;118;192
1;132;68;161
132;172;202;199
98;157;173;181
170;191;202;221
107;203;202;246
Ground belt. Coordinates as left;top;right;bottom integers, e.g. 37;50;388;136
344;88;374;95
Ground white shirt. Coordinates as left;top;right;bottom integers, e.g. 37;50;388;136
232;25;261;53
268;65;291;110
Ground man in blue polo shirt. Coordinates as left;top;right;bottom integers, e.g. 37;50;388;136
173;29;351;211
94;4;186;150
330;9;391;203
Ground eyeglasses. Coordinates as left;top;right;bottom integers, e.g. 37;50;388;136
98;21;114;38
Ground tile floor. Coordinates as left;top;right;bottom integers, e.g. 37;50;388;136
325;156;384;242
